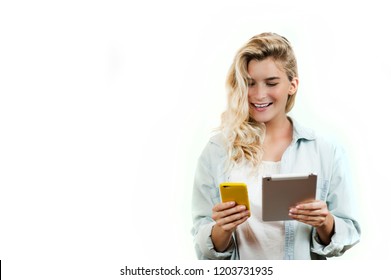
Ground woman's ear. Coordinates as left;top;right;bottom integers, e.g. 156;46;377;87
289;77;299;95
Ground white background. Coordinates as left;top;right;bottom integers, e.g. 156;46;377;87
1;0;390;279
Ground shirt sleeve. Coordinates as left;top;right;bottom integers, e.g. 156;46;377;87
191;139;237;260
193;222;236;260
311;144;361;257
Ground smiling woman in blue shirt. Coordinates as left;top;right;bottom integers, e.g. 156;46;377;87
191;32;361;260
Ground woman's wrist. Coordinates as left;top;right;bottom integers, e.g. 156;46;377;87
211;225;233;252
316;213;335;245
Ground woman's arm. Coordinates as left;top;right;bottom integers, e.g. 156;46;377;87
290;142;361;256
192;137;243;259
211;202;250;251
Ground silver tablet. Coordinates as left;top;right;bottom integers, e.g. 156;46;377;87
262;173;317;221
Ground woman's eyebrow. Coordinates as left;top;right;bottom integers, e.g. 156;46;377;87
265;76;280;81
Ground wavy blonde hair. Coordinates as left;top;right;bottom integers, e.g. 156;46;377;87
220;32;298;168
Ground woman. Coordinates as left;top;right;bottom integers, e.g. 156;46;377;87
191;32;360;260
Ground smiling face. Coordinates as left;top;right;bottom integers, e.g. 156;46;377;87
247;57;298;125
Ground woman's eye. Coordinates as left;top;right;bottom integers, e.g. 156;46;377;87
247;81;255;87
266;83;278;87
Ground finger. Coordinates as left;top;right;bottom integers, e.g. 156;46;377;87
216;210;250;228
290;217;325;227
289;212;324;221
289;208;328;217
289;213;326;227
217;211;249;230
220;213;250;231
213;201;236;212
212;204;248;221
295;200;325;210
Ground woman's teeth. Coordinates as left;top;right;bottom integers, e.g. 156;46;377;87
254;103;272;108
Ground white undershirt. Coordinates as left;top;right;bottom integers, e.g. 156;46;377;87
230;161;284;260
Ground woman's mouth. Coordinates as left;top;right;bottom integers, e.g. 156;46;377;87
251;102;273;110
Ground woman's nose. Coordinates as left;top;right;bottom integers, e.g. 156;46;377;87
254;84;267;98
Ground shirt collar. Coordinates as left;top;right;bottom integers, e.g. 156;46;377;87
289;117;316;143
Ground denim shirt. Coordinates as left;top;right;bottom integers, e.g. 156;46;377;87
191;118;361;260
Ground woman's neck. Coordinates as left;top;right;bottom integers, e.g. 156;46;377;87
262;117;293;162
264;116;292;140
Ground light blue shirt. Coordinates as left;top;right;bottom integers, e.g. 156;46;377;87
191;118;361;260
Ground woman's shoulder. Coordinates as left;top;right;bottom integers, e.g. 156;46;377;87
200;132;229;159
209;132;228;147
291;117;344;153
196;132;230;174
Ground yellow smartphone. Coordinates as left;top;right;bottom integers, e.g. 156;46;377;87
219;182;250;216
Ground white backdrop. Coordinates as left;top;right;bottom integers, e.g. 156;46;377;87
1;0;390;278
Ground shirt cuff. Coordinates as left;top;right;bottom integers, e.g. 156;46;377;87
195;222;235;259
311;216;346;257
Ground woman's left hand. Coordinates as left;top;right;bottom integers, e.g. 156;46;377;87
288;200;331;228
289;200;335;245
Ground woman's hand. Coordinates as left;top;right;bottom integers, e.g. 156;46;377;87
288;200;329;227
289;200;335;245
211;201;250;252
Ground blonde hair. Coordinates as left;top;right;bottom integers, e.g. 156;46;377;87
220;32;298;168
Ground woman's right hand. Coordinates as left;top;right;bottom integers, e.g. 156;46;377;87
211;201;250;252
